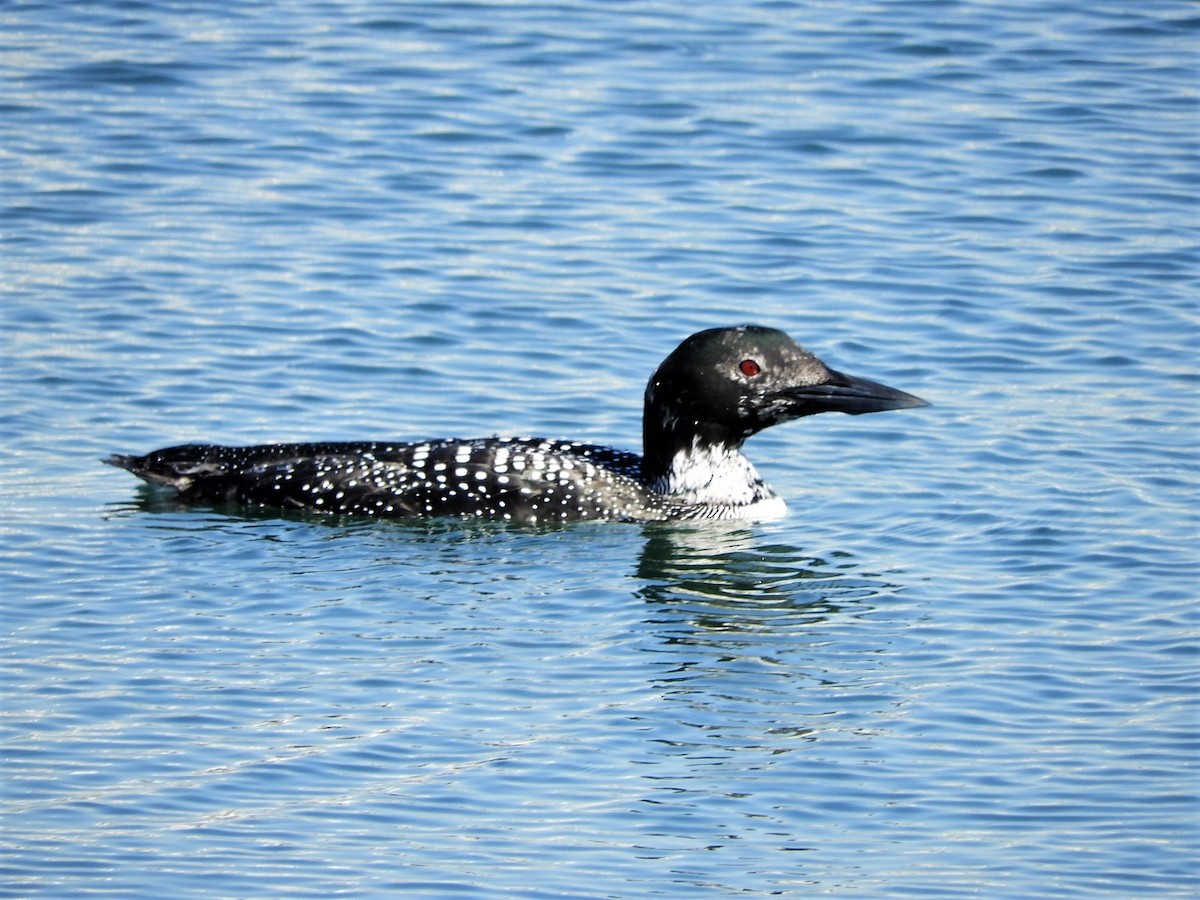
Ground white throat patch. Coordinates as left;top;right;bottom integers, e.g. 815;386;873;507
653;440;785;519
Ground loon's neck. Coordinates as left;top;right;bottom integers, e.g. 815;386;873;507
646;438;785;518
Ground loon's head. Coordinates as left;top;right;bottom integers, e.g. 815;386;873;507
642;325;928;480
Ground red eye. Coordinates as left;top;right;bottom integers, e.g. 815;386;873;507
739;359;761;377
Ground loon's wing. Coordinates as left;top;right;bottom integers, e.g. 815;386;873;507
108;441;464;516
106;442;384;492
108;439;662;522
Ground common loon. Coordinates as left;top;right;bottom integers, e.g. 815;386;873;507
107;325;928;524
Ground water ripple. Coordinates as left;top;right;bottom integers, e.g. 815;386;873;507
2;0;1195;896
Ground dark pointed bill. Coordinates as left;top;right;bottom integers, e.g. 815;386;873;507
778;369;930;416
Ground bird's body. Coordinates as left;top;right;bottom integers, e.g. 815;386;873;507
110;438;677;522
107;326;928;524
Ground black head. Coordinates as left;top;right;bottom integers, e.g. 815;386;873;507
642;325;928;477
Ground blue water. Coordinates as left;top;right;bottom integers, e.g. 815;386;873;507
2;1;1197;897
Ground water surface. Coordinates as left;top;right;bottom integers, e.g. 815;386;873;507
2;1;1196;897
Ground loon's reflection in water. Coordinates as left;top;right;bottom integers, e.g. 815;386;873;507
634;523;893;627
630;524;917;754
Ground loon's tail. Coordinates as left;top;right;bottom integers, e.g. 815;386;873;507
104;444;226;491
